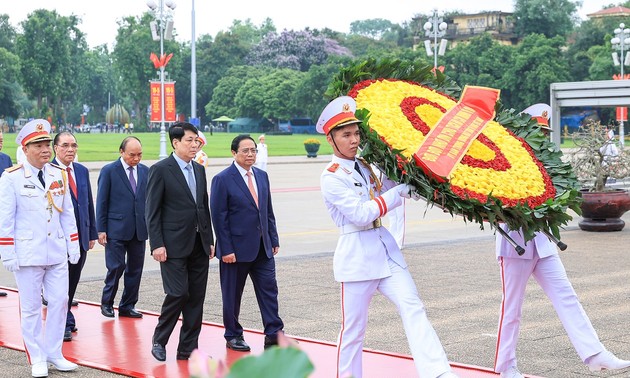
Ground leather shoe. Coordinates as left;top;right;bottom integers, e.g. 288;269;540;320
152;343;166;361
31;361;48;377
42;297;48;306
264;335;278;349
587;350;630;372
47;357;78;371
71;300;78;307
176;351;191;360
100;305;114;318
119;308;143;318
71;326;78;332
226;337;251;352
0;291;7;297
63;330;72;342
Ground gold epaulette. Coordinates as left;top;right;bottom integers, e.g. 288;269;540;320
4;164;23;173
49;163;63;170
327;163;340;172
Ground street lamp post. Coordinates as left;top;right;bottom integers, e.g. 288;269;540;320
423;9;448;72
147;0;176;160
611;22;630;148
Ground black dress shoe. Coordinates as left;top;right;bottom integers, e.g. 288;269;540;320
42;297;48;306
100;305;115;318
71;300;79;307
0;291;7;297
226;337;251;352
151;343;166;361
71;326;78;333
176;351;191;360
118;308;143;318
63;330;72;342
264;335;279;349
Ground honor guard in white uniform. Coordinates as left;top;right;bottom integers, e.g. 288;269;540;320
194;131;210;168
494;105;630;378
0;119;80;378
317;97;457;378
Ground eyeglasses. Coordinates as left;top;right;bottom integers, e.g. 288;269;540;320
57;143;79;150
238;148;258;155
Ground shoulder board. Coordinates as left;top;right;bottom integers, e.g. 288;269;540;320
5;164;23;173
327;163;339;172
49;163;63;170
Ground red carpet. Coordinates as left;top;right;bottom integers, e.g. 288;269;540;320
0;287;540;377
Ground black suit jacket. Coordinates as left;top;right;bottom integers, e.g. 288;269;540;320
145;153;213;258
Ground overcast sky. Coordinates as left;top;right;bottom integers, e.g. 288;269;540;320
5;0;619;48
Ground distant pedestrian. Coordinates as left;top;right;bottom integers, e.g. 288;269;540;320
254;134;268;171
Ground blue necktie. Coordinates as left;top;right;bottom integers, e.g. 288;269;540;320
38;170;45;187
128;167;137;194
185;164;196;202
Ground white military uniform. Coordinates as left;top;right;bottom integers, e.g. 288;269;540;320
494;224;604;373
194;131;210;168
254;142;268;171
0;161;79;366
321;155;452;378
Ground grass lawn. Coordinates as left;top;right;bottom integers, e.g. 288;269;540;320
2;131;332;162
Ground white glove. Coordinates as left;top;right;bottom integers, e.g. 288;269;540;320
68;252;80;265
2;259;19;272
396;184;416;199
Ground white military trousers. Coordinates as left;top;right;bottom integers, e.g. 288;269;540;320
14;262;69;365
337;258;451;378
495;254;604;373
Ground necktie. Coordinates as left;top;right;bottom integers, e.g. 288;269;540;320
246;171;258;208
128;166;137;194
185;164;197;202
67;167;78;199
354;161;366;182
38;170;45;187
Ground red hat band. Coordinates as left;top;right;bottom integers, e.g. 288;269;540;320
324;112;359;134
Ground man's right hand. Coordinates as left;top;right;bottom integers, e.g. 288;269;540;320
98;232;107;246
2;259;19;272
222;253;237;264
152;247;167;262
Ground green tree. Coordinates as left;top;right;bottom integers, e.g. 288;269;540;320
349;19;394;40
513;0;580;38
0;14;16;51
0;47;21;118
205;66;266;119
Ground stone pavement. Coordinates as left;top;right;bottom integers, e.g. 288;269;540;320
1;156;629;377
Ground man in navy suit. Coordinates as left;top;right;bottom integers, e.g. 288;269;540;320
0;127;13;297
210;134;284;352
96;136;148;319
52;132;98;341
146;123;214;362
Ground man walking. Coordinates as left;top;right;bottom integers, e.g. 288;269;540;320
0;119;80;377
210;135;284;352
146;122;214;361
0;127;14;297
96;136;148;318
52;131;98;341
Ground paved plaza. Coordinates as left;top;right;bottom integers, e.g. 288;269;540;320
1;155;629;377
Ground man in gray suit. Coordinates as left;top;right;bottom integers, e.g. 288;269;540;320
146;122;214;362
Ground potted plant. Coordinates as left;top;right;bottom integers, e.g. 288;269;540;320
568;120;630;231
303;138;321;158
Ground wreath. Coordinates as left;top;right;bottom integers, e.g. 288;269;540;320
324;58;581;242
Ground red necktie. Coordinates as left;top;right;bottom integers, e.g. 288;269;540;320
67;167;78;199
246;171;258;208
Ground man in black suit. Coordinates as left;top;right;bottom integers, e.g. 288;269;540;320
0;127;13;297
146;122;214;362
52;132;98;341
96;136;148;319
210;135;284;352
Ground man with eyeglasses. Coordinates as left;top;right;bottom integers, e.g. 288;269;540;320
96;136;148;320
210;134;284;352
51;132;98;342
147;122;214;362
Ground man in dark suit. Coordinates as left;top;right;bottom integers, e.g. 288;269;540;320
96;136;148;319
146;122;214;362
0;127;13;297
210;134;284;352
52;132;98;341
